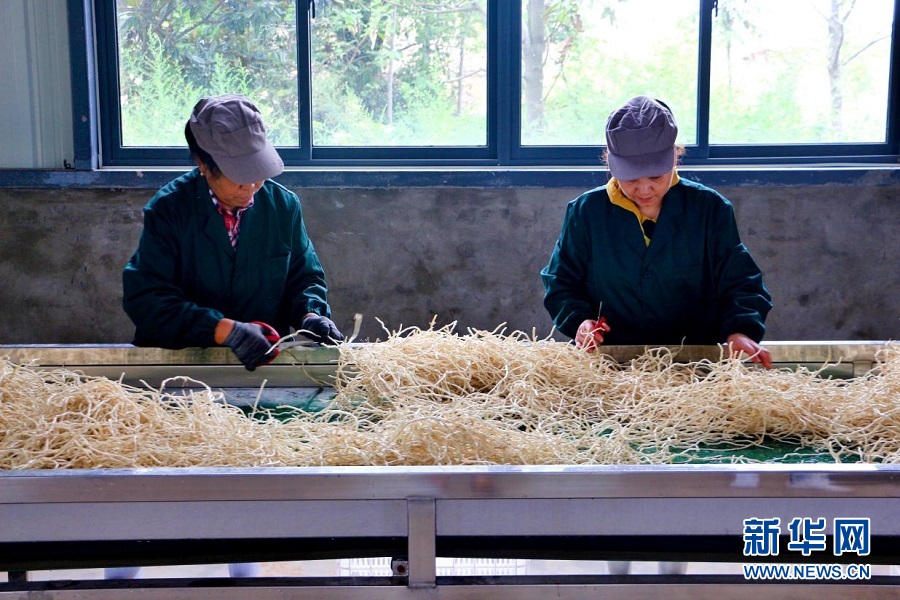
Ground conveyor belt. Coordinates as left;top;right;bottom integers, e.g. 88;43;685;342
1;342;897;598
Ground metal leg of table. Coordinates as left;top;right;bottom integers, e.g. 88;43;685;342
407;497;436;588
607;561;631;575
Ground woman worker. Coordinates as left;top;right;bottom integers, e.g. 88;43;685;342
543;95;773;577
541;95;773;368
123;94;344;371
115;95;344;579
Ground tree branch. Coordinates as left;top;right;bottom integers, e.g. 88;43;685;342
842;34;890;66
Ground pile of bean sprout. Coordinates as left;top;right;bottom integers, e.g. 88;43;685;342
1;322;897;469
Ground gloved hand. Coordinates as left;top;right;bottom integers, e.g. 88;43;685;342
224;321;275;371
300;314;345;345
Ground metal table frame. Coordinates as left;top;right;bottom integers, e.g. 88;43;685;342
1;465;899;598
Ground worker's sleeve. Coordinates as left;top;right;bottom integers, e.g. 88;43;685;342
541;199;597;339
122;205;222;348
710;201;773;343
285;204;332;328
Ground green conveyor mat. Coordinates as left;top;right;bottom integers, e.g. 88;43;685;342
221;386;337;417
671;440;855;464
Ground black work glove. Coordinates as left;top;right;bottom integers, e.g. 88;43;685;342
224;321;274;371
300;314;344;345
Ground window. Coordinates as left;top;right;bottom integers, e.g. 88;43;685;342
310;2;488;147
521;0;699;146
98;0;300;157
95;0;899;168
709;0;893;145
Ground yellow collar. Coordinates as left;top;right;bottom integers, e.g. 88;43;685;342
607;172;679;245
607;171;679;219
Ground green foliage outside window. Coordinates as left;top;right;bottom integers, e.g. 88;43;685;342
117;0;298;147
114;0;893;152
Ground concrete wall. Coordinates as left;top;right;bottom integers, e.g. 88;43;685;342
0;180;898;344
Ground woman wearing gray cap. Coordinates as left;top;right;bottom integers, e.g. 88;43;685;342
123;94;343;371
541;95;773;368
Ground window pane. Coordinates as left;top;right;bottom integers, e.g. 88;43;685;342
521;0;699;147
309;0;488;147
115;0;298;147
710;0;893;144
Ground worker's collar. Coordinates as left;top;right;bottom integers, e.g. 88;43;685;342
209;189;254;215
607;171;680;221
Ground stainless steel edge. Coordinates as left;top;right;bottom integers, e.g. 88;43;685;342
0;581;898;599
1;341;891;367
1;465;898;504
1;341;892;387
0;344;341;366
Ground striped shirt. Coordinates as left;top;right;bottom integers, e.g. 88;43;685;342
211;191;254;248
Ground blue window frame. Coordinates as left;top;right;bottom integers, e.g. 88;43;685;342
91;0;900;169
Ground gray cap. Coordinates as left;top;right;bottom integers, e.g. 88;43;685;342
189;94;284;184
605;96;678;181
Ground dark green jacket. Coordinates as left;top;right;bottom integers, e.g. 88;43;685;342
541;178;772;345
123;170;332;348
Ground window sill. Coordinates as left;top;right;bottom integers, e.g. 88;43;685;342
1;165;900;189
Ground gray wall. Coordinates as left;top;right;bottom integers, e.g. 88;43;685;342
1;179;897;344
